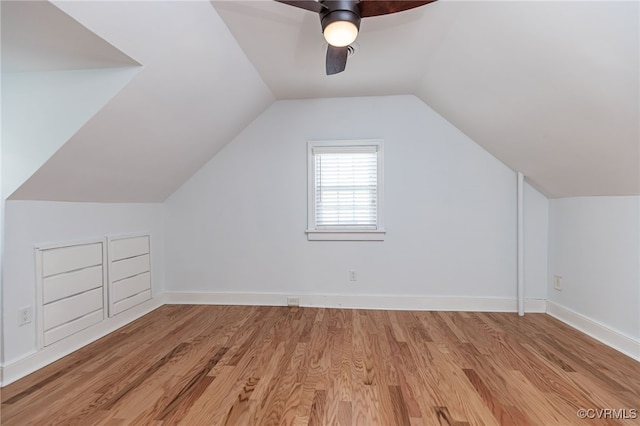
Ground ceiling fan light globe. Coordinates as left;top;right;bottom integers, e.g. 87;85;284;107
323;20;358;47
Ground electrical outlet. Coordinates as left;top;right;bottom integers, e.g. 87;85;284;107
349;270;357;281
18;307;32;326
553;275;562;291
287;297;300;307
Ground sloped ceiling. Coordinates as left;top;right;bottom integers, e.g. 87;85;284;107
1;0;138;72
3;0;275;202
2;0;638;201
214;0;639;198
413;1;639;197
1;1;142;199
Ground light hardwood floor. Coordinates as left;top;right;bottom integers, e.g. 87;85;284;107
1;305;638;425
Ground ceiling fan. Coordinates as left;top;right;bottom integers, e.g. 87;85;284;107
274;0;437;75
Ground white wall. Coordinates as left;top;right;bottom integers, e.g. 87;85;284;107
165;95;526;303
2;68;139;198
548;196;640;341
524;182;548;299
2;200;164;365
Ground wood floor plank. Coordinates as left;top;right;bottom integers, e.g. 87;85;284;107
2;306;638;425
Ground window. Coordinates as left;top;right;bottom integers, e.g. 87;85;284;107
307;139;385;241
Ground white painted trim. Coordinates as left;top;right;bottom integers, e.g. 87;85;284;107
0;297;164;386
33;236;106;251
306;230;386;241
105;230;152;242
3;292;637;388
307;139;385;241
107;233;152;317
34;238;108;350
525;298;547;313
164;292;547;313
35;247;44;350
517;171;524;316
10;293;635;387
547;301;640;361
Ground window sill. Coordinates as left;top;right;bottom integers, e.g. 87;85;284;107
306;229;386;241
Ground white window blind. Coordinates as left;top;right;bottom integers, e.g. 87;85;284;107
314;146;378;229
307;140;385;241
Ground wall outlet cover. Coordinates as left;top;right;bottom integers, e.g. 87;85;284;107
18;307;32;326
553;275;562;291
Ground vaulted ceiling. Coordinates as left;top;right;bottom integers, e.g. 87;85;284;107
2;0;638;201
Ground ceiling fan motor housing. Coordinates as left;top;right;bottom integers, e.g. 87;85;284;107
320;0;361;33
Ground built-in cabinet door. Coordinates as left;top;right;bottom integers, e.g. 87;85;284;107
36;240;107;348
108;234;152;317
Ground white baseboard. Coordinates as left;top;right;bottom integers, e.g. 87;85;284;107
24;293;640;387
1;297;164;387
164;291;547;313
546;301;640;361
524;298;547;313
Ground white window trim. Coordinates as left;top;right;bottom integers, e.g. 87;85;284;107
306;139;385;241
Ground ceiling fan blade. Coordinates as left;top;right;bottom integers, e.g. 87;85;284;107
326;45;349;75
274;0;328;14
358;0;436;17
